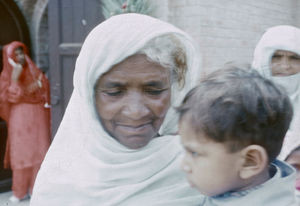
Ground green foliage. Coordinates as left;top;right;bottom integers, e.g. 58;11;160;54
101;0;154;19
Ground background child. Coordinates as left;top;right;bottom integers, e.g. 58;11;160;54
177;66;297;205
286;144;300;204
279;114;300;204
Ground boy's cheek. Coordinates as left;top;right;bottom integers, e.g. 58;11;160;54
180;156;193;173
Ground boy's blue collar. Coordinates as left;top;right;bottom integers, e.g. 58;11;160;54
212;161;280;199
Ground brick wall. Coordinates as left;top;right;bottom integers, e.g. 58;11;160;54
14;0;37;22
31;0;49;73
15;0;300;75
152;0;300;75
14;0;49;73
35;10;48;73
151;0;169;21
294;0;300;27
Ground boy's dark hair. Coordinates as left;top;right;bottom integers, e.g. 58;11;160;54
177;65;293;162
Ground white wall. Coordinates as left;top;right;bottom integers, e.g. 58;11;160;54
294;0;300;27
152;0;300;75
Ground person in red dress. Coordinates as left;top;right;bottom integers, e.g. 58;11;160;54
0;41;51;203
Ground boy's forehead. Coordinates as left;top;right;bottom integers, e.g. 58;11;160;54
179;119;210;144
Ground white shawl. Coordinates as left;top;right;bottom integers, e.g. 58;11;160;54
252;25;300;122
30;14;203;206
252;25;300;159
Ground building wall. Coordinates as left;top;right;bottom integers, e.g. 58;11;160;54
152;0;300;75
294;0;300;27
151;0;169;21
14;0;300;75
14;0;49;73
14;0;37;21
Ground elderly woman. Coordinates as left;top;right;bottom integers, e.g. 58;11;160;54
0;41;51;202
252;25;300;130
31;14;204;205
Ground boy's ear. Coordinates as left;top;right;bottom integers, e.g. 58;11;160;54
238;145;268;179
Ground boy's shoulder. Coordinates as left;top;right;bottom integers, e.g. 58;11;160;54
203;160;297;206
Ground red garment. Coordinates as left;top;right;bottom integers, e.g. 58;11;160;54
0;41;51;196
12;164;40;198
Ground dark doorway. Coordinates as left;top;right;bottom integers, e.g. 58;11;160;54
0;0;31;192
48;0;105;136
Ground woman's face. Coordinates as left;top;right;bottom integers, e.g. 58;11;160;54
95;54;171;149
271;50;300;76
14;47;25;66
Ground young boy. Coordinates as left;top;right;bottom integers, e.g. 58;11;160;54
177;66;298;205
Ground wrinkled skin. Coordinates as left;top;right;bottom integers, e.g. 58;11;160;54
95;54;171;149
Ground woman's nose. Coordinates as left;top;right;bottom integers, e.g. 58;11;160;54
122;92;150;120
280;57;291;70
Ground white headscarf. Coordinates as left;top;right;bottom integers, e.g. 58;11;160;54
30;14;203;206
252;25;300;159
252;25;300;124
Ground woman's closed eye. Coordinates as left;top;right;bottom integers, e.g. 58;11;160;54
99;89;124;97
272;54;281;60
290;55;300;60
144;88;169;96
106;90;123;96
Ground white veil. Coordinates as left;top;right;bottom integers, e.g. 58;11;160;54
30;14;203;205
252;25;300;159
252;25;300;122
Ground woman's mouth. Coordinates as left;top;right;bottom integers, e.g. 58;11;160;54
117;122;153;134
115;123;155;149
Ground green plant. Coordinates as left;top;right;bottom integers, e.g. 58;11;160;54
101;0;154;19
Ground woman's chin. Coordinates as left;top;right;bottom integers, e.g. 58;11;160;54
121;135;153;149
113;125;158;149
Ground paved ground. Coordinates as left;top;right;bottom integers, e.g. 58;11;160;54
0;191;29;206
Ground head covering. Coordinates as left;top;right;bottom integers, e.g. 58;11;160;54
252;25;300;160
31;14;203;205
252;25;300;128
0;41;51;170
0;41;50;121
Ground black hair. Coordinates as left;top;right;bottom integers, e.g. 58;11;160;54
177;64;293;162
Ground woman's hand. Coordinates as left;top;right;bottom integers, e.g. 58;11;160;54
7;85;23;103
27;74;43;93
8;58;23;82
